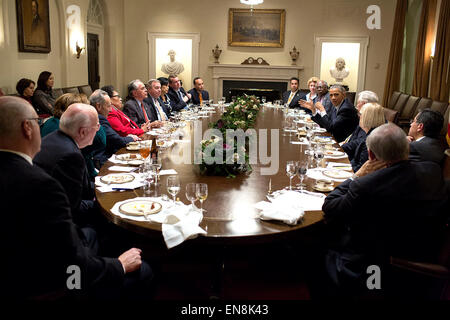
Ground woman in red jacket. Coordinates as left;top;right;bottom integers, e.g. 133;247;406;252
101;85;152;137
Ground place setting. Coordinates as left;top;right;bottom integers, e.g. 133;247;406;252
254;160;327;226
109;178;209;249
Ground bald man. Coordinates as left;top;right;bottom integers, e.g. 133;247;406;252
0;97;152;299
308;124;449;299
34;103;99;227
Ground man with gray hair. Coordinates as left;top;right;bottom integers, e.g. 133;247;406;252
300;84;359;142
0;97;153;299
34;103;100;226
341;90;380;160
310;123;448;299
144;79;170;121
90;89;137;165
123;79;162;127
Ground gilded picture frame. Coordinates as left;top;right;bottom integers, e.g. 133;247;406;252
228;8;285;48
16;0;51;53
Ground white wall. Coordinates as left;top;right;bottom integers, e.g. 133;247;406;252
0;0;89;94
122;0;396;99
1;0;396;100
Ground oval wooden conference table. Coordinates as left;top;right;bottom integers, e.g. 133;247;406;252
96;107;350;246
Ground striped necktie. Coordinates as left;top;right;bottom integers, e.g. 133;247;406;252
154;98;167;121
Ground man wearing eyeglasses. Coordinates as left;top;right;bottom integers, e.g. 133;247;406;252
123;79;163;128
407;109;445;165
90;89;137;166
34;103;100;227
0;96;154;300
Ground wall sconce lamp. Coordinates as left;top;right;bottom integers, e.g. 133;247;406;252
75;41;84;59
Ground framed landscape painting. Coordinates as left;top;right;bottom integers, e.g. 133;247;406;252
228;8;285;48
16;0;51;53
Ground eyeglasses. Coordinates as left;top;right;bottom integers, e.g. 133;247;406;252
26;117;44;126
83;123;100;131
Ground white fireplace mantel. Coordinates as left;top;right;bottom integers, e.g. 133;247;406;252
208;64;304;102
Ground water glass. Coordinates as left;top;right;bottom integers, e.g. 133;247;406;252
167;175;180;204
296;160;308;191
286;161;297;190
185;183;197;211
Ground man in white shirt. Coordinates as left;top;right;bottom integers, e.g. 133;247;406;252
282;77;306;109
144;79;171;121
407;109;445;165
167;76;192;111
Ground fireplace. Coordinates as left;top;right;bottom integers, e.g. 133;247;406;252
208;64;304;103
223;80;287;103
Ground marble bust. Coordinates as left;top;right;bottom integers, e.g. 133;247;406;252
161;49;184;76
329;57;350;83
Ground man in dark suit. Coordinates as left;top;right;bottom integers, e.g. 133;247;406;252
309;123;449;299
144;79;171;120
188;77;210;105
123;79;162;128
34;103;100;226
0;96;153;300
301;85;359;143
408;109;445;165
341;90;379;160
167;75;191;111
90;90;137;166
282;77;306;110
315;80;334;120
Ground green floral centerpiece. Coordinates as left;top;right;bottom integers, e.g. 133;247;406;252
197;95;260;178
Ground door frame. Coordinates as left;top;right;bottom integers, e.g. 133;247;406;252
87;23;104;88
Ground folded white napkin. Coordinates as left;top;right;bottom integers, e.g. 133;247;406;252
110;197;206;249
306;168;349;182
159;169;178;175
291;139;308;145
254;190;326;225
95;172;144;192
324;154;348;160
327;162;352;171
254;191;304;225
107;155;128;165
108;166;136;172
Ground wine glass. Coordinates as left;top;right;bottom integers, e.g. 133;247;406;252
185;183;197;211
314;144;325;168
261;96;267;104
150;157;162;185
286;161;296;190
196;183;208;213
297;160;308;191
166;175;180;204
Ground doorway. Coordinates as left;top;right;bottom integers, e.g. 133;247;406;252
87;32;100;90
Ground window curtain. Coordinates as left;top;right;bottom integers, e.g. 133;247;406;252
382;0;408;107
411;0;437;97
430;0;450;102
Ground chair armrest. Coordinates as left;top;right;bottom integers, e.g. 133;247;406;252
390;256;450;279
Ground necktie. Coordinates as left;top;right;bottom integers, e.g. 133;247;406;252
343;133;352;144
287;92;295;105
154;99;168;121
199;92;203;105
178;90;184;102
140;101;149;122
